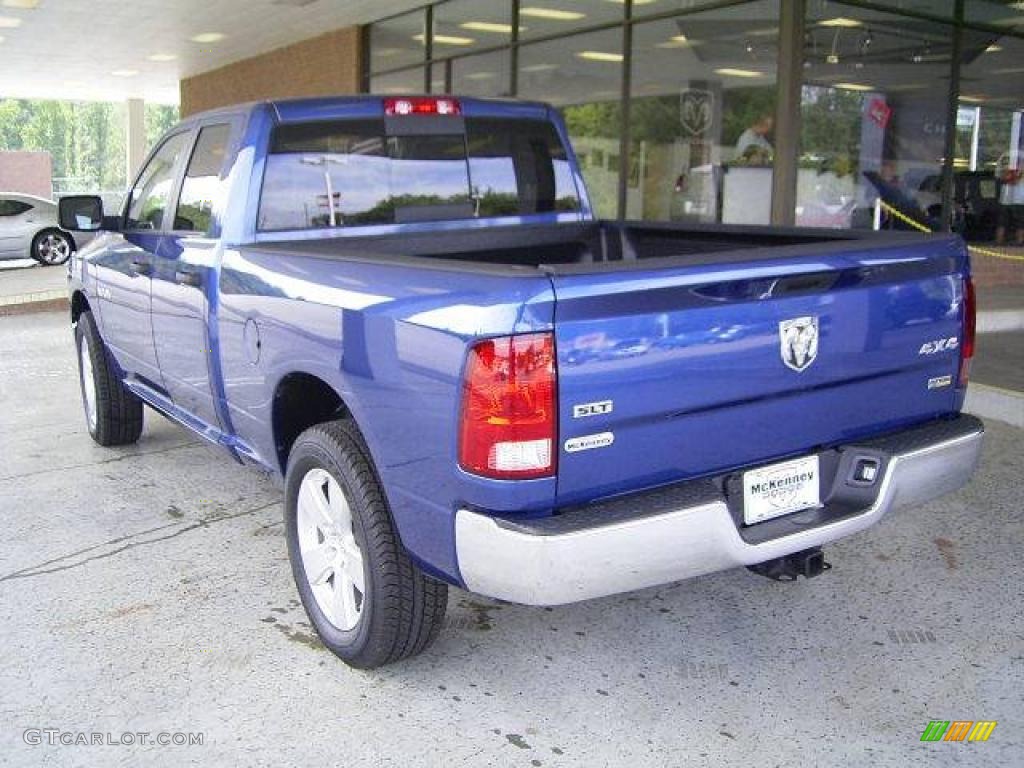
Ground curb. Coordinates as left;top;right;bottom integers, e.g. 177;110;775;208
0;296;69;317
964;383;1024;428
978;309;1024;334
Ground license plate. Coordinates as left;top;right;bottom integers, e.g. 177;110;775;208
743;455;820;525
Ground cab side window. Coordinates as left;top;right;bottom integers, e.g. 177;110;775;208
174;123;232;234
125;132;189;230
0;199;32;216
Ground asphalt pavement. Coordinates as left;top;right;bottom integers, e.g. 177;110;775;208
0;311;1021;767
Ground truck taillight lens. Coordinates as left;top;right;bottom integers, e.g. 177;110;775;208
384;97;461;116
458;333;557;480
958;275;976;386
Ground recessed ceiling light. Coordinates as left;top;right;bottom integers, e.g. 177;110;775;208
656;35;691;49
2;0;38;8
111;69;139;77
886;83;928;92
960;95;985;103
835;82;873;92
0;15;22;27
819;17;863;28
715;68;764;78
191;32;225;43
985;44;1003;53
465;71;497;80
413;33;474;45
991;65;1024;74
576;50;623;62
521;63;556;72
520;7;586;21
460;22;522;34
147;53;177;62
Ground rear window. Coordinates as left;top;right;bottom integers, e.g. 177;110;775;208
258;117;580;231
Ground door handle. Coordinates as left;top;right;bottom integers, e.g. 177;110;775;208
175;269;202;287
129;260;152;276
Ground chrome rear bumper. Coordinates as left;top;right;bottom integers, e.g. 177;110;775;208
455;415;984;605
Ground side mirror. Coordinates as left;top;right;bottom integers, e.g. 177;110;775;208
58;195;105;232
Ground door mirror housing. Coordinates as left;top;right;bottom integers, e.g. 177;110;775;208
58;195;108;231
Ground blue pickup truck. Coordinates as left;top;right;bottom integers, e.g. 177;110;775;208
61;96;984;668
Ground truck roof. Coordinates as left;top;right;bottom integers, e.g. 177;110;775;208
183;95;554;125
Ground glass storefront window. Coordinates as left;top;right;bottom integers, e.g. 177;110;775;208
798;3;955;231
369;11;427;73
518;1;623;41
370;68;426;95
627;2;780;224
518;27;623;217
430;61;448;93
365;0;1024;247
966;1;1024;31
860;1;954;20
954;29;1024;244
432;0;512;55
630;0;742;19
451;49;512;98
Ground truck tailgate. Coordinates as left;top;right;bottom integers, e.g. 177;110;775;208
550;236;969;505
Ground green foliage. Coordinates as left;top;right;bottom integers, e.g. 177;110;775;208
721;87;776;146
563;102;622;140
0;98;179;193
799;86;863;174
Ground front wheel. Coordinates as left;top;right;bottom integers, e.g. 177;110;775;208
284;419;448;668
75;311;144;446
32;228;74;266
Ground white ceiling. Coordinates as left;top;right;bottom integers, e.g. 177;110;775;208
0;0;421;105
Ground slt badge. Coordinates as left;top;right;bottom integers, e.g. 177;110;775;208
780;316;819;372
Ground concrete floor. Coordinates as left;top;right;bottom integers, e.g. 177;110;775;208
972;331;1024;392
0;260;66;300
1;311;1021;767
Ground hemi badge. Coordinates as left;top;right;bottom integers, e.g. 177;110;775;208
928;375;953;390
564;432;614;453
573;400;613;418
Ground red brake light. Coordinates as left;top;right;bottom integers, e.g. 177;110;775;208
958;275;976;386
458;333;557;480
384;97;461;116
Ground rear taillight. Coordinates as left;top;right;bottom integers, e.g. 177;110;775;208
384;97;461;116
958;275;976;386
458;333;557;480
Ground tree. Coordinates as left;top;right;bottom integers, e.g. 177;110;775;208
0;98;179;194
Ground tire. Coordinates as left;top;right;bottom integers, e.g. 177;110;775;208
75;311;144;446
31;228;75;266
285;419;448;669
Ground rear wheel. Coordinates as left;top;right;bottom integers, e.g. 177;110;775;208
32;228;74;266
285;419;448;668
75;311;144;446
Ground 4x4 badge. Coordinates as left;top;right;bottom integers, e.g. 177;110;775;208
780;316;819;372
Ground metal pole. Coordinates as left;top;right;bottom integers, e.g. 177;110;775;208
939;0;965;231
616;0;633;221
770;0;805;226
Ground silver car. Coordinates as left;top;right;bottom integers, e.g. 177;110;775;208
0;192;94;266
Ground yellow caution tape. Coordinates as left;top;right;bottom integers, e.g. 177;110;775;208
877;200;1024;263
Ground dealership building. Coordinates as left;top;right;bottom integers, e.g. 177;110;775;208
3;0;1024;263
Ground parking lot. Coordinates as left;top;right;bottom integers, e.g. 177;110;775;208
0;307;1020;766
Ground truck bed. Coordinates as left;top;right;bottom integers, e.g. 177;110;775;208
248;220;944;275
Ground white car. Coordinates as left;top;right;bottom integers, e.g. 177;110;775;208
0;192;94;266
